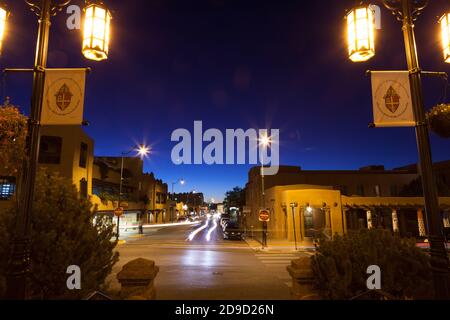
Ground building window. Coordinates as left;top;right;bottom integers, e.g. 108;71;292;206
80;178;88;199
390;185;398;196
0;177;16;200
357;184;365;196
156;192;161;204
79;143;88;168
39;136;62;164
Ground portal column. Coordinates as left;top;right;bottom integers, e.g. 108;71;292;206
392;209;399;233
417;208;426;237
443;212;450;228
366;210;373;229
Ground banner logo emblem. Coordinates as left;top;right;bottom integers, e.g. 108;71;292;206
384;86;400;114
55;83;74;111
46;78;82;116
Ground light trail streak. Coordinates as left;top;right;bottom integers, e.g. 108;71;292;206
206;218;218;242
187;219;209;241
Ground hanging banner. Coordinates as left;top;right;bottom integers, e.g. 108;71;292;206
41;68;87;125
371;71;415;127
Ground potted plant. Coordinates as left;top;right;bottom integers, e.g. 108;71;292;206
427;103;450;138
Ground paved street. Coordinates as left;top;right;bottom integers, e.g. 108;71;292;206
106;217;307;300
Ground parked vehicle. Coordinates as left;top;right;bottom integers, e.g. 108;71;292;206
223;223;244;240
220;217;230;230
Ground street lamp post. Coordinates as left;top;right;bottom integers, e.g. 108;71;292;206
259;134;271;248
170;178;184;222
116;145;149;241
346;0;450;299
4;0;111;300
290;203;298;251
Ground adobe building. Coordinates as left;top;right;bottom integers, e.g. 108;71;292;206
92;157;170;225
39;125;95;198
1;124;94;213
1;123;176;228
244;164;450;242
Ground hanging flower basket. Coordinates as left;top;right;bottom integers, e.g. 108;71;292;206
427;104;450;138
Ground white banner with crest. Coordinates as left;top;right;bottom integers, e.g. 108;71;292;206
41;68;87;125
371;71;415;127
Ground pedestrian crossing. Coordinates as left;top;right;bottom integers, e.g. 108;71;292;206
255;252;309;288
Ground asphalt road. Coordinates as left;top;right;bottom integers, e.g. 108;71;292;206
107;217;304;300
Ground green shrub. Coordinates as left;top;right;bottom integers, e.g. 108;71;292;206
0;169;119;299
311;229;433;300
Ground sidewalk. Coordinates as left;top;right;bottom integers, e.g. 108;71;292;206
244;236;316;253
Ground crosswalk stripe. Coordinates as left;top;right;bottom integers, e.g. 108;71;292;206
256;256;298;259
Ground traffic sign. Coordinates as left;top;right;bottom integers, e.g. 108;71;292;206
114;207;124;217
259;209;270;222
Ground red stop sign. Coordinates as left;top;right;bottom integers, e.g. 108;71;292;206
259;210;270;222
114;207;124;217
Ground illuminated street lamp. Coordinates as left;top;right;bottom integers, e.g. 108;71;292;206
116;144;150;241
0;4;9;55
82;1;112;61
439;13;450;63
259;134;272;248
171;178;185;198
345;0;449;299
346;6;376;62
4;0;112;300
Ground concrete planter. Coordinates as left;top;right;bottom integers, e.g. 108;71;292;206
117;258;159;300
286;257;321;300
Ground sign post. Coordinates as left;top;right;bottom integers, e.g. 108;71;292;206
114;207;124;241
259;209;270;248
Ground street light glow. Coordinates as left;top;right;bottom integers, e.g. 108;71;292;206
259;135;271;147
137;145;150;158
346;6;375;62
439;13;450;63
82;3;112;61
0;6;8;55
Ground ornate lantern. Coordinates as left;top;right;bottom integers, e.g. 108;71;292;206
439;13;450;63
346;6;375;62
82;1;112;61
0;5;8;55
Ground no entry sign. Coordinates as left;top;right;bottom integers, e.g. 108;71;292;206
114;207;124;217
259;209;270;222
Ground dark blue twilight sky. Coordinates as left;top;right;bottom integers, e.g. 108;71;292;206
2;0;450;201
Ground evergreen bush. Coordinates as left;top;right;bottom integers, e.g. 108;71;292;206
0;169;119;299
311;229;433;300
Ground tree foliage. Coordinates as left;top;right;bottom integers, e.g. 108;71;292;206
0;101;28;176
311;229;433;300
223;186;245;210
0;169;119;299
